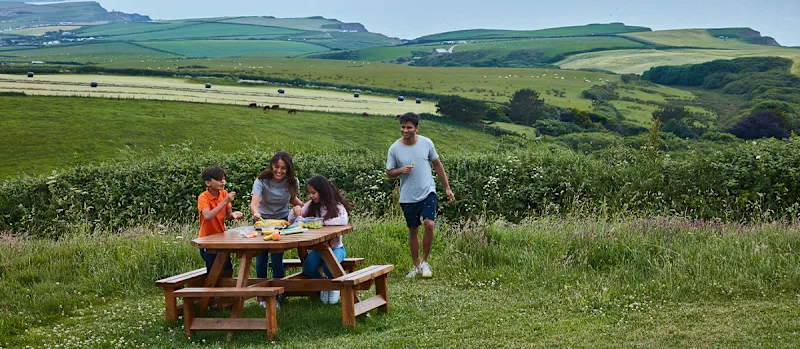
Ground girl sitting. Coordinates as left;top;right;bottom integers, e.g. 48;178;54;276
289;175;354;304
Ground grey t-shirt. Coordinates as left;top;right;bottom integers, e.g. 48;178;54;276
386;135;439;203
251;177;300;219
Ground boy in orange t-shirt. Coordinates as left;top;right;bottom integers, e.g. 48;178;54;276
197;165;243;273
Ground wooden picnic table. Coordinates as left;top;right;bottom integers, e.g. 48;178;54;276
189;225;360;334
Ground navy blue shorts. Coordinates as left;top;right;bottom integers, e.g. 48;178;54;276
400;192;437;228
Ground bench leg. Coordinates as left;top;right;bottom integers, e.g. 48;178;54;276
376;275;389;313
264;296;278;340
164;288;179;322
183;296;195;338
341;286;356;328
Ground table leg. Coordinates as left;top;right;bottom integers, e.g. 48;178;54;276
227;252;254;340
198;251;230;315
298;247;308;263
318;246;346;278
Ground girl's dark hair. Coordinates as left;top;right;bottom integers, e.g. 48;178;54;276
305;175;354;220
257;151;298;196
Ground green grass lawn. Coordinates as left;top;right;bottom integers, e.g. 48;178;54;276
492;121;538;138
3;216;800;348
0;95;501;179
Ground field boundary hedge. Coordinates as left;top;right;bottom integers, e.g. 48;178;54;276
3;137;800;237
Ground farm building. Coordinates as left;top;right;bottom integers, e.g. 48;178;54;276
431;48;449;55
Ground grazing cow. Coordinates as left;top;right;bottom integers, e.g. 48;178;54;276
248;103;257;108
263;105;270;111
362;112;369;117
271;105;280;110
287;109;298;114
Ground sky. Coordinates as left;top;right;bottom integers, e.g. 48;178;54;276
90;0;799;46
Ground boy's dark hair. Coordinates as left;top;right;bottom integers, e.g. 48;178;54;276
202;165;226;182
399;112;419;127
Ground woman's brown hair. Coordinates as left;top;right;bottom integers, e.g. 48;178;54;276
257;151;299;196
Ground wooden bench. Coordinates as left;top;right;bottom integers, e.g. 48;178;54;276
333;264;394;328
154;268;207;321
282;257;365;273
174;287;284;340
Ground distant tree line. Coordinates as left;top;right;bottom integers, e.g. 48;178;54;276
642;57;800;140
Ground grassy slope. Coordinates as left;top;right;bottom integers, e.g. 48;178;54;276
95;22;303;41
0;1;107;27
218;16;347;31
353;36;648;62
74;22;193;36
556;30;800;75
3;217;800;347
0;95;500;179
0;41;169;59
414;23;651;42
1;26;81;36
138;40;329;57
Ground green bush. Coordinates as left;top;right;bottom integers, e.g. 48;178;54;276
701;131;739;142
4;138;800;237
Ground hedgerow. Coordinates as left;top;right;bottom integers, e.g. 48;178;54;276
2;137;800;237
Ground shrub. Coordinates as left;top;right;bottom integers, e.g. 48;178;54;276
581;83;618;101
436;95;488;123
728;110;793;140
700;131;739;142
534;119;582;136
484;108;511;123
4;139;800;237
662;119;697;139
620;74;640;83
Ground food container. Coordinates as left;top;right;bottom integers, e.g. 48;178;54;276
304;217;323;229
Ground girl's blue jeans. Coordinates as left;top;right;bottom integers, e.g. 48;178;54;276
302;246;346;279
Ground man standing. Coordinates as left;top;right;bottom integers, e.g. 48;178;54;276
386;112;455;278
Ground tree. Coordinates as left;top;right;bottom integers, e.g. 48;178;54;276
507;89;547;126
652;106;692;123
435;95;488;123
727;110;792;140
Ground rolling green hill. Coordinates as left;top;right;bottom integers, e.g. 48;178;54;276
412;23;652;43
0;1;149;30
137;40;328;57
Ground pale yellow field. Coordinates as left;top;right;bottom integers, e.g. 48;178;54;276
558;48;800;75
623;30;758;49
5;26;81;36
0;74;435;115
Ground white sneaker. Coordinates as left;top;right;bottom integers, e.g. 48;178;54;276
260;299;280;310
405;266;420;279
328;291;341;304
419;261;433;278
320;291;330;304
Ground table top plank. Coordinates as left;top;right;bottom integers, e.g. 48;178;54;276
191;225;353;251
